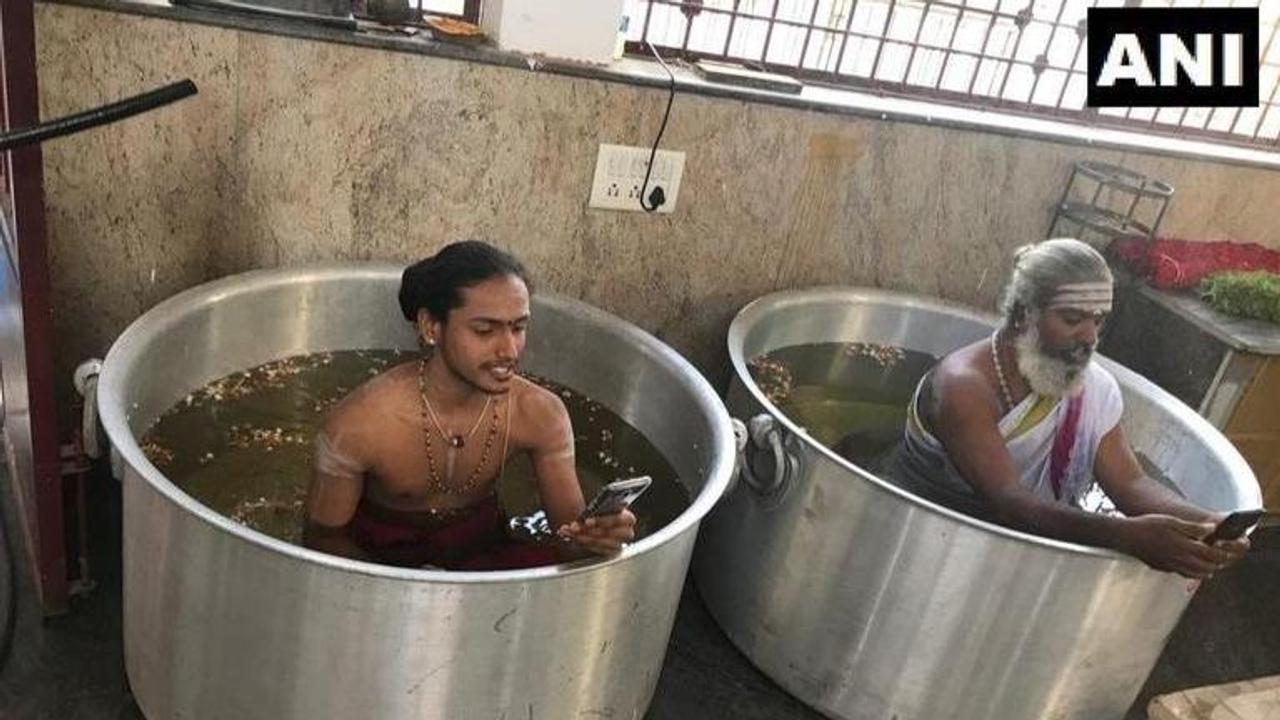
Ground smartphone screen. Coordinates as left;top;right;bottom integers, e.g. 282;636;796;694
580;476;652;520
1203;509;1267;543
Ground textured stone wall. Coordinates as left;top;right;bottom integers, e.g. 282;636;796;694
34;3;1280;413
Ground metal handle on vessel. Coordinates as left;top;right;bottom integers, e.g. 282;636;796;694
737;413;797;496
727;418;748;495
73;359;103;460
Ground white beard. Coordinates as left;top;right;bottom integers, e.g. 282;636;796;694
1012;323;1091;398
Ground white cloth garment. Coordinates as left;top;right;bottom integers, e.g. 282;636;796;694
894;361;1124;519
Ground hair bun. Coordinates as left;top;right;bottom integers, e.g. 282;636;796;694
397;241;530;326
398;257;435;321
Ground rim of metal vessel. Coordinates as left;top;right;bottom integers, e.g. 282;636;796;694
97;263;737;583
728;285;1259;562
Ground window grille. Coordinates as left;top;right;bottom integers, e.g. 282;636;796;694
623;0;1280;149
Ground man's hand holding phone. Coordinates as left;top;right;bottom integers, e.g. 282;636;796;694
1120;508;1264;579
1198;508;1265;570
557;477;649;555
558;511;637;555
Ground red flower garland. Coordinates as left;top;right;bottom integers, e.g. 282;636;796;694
1111;237;1280;290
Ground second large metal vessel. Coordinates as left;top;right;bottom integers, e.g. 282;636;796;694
694;286;1261;720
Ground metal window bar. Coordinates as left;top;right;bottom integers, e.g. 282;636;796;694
723;0;743;55
964;6;1004;95
1051;18;1088;110
992;4;1034;101
1022;0;1073;105
868;0;901;82
797;0;825;66
898;0;939;86
926;2;966;90
625;0;1280;150
1266;66;1280;144
761;0;783;65
831;1;864;76
1230;19;1280;133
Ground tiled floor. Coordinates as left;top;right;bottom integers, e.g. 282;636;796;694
0;470;1275;720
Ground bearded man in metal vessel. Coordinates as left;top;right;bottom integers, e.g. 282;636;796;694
895;238;1248;579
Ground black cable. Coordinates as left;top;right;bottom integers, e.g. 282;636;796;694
639;41;676;213
0;79;198;153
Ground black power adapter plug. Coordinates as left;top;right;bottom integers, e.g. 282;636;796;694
646;185;666;211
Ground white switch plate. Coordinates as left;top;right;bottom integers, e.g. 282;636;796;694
588;143;685;213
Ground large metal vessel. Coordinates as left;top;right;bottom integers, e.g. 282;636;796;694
96;263;735;720
694;286;1261;720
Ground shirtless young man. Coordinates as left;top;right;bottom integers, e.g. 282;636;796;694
895;238;1249;579
303;241;636;569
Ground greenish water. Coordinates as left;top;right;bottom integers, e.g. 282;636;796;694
749;341;936;468
141;350;687;544
748;341;1180;510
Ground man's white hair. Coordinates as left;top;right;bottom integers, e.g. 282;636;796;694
999;238;1113;324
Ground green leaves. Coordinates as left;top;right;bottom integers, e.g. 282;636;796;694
1199;271;1280;325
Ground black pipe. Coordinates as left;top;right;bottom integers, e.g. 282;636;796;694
0;79;198;152
172;0;356;30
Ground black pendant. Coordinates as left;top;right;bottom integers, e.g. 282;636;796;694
449;435;465;449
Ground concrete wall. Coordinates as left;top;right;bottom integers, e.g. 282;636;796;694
34;3;1280;413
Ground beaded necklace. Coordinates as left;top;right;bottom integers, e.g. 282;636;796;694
989;331;1016;411
417;357;502;494
420;365;491;449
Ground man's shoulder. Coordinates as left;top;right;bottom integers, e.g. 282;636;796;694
933;342;992;392
928;341;1006;423
511;375;568;422
507;376;573;453
325;362;415;427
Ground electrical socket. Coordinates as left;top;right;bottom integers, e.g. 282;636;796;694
588;143;685;213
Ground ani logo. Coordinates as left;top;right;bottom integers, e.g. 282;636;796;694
1087;8;1259;108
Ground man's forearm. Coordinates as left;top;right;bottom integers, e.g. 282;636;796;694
989;486;1133;552
1106;475;1218;524
553;541;593;562
303;522;373;561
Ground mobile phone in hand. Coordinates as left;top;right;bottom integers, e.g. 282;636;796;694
579;476;652;521
1203;509;1267;543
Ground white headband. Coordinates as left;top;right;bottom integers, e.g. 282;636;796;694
1046;281;1113;313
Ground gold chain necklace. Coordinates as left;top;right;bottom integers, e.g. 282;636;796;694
417;357;502;494
418;357;492;448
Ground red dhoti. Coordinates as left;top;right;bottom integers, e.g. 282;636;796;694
349;495;560;570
